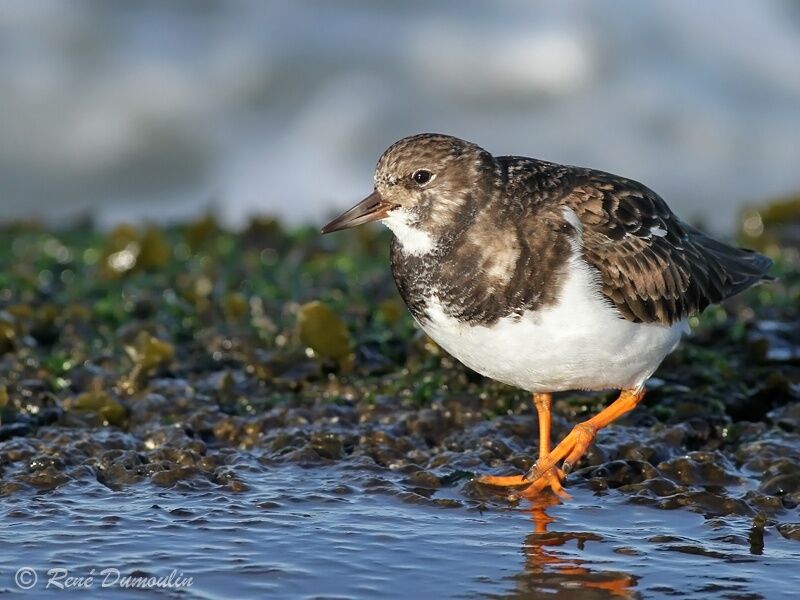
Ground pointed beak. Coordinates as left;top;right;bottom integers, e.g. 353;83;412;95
321;190;396;234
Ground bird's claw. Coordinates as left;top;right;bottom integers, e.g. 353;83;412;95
479;467;570;499
519;467;570;500
523;462;539;482
523;421;598;484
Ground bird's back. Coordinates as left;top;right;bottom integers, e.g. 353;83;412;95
494;156;773;325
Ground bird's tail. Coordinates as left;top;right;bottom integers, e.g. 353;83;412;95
693;229;774;298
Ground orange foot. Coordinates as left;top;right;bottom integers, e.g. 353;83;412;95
525;422;597;483
478;467;571;500
525;388;646;484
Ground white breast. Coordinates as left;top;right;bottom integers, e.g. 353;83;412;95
417;254;688;393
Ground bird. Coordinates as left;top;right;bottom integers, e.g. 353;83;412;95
321;133;772;499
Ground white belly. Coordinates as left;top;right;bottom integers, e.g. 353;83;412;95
417;257;688;392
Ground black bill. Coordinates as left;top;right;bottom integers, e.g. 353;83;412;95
321;190;395;234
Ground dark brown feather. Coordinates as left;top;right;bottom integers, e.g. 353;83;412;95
565;172;773;325
378;134;771;328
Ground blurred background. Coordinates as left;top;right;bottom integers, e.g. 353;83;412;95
2;0;799;234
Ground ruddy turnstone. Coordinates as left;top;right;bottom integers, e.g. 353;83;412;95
321;133;772;498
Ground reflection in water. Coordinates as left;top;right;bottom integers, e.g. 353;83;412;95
503;496;638;599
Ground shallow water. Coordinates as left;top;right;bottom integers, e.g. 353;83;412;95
2;462;799;599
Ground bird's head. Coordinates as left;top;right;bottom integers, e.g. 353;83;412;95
322;134;496;253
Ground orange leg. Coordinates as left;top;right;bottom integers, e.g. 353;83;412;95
478;393;569;498
523;387;645;486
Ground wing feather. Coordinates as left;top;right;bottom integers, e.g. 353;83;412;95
567;173;772;325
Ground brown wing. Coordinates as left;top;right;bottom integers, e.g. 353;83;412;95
567;172;772;325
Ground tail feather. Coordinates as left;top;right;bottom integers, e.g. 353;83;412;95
691;229;773;299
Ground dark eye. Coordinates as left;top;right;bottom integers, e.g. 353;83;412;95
412;170;432;185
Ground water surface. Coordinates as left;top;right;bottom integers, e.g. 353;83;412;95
2;462;799;599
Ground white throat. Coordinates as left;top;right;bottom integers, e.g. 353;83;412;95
382;209;435;255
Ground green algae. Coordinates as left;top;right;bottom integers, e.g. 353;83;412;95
68;390;126;427
297;300;354;369
122;331;176;393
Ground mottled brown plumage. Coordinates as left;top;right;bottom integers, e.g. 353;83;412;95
379;134;771;327
565;174;772;324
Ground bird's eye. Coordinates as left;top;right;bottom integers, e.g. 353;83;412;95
412;170;432;185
